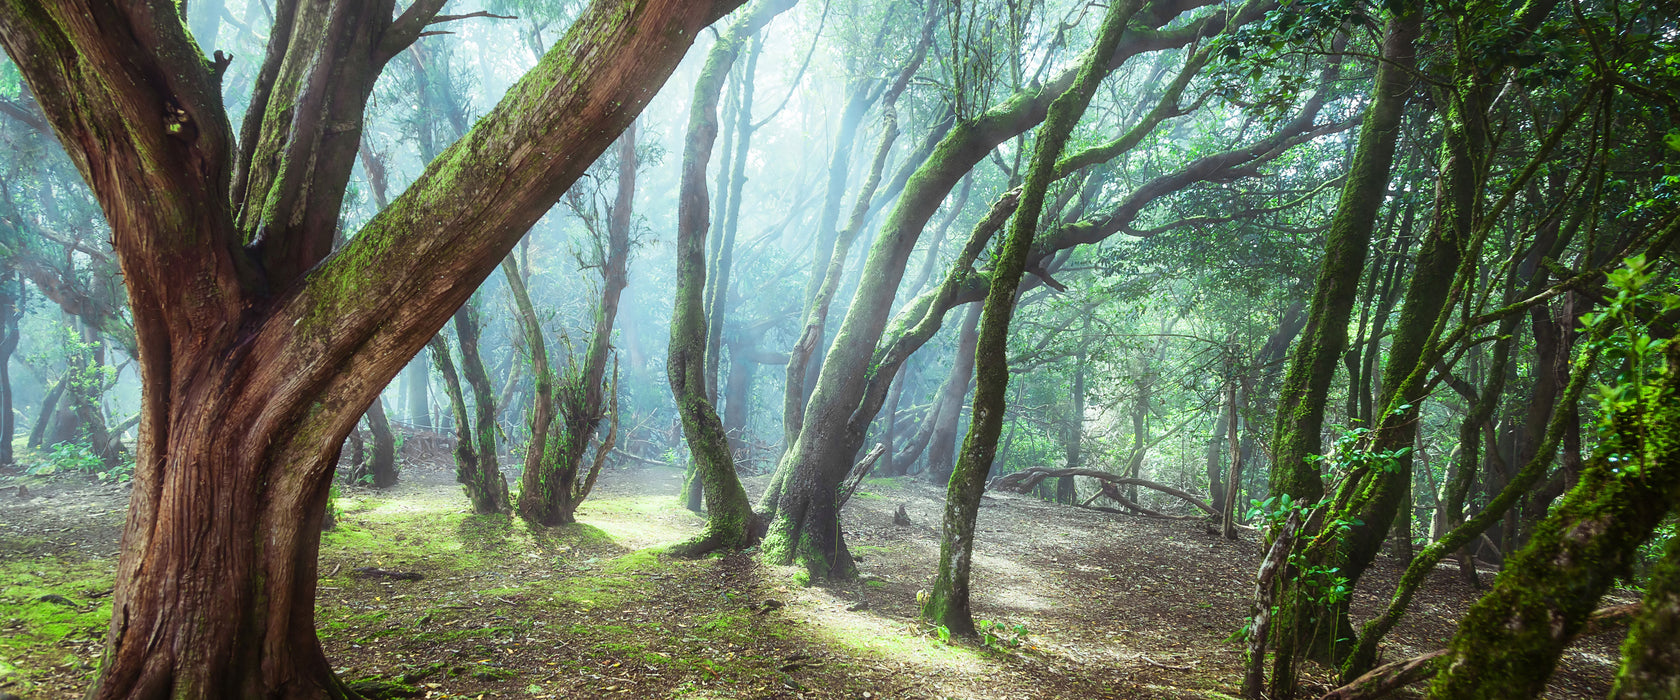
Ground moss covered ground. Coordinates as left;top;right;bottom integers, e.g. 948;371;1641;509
0;461;1638;699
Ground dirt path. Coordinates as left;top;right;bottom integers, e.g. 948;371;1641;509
0;458;1634;699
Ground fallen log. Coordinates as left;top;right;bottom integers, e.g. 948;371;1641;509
1095;482;1203;520
990;467;1215;516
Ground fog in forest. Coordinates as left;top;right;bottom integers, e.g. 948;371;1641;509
0;0;1676;698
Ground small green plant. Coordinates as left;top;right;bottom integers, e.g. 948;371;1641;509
934;624;951;643
95;457;135;484
1581;254;1677;430
28;441;102;476
1304;425;1412;479
975;619;1029;649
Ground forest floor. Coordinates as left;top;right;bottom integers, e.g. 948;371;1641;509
0;445;1638;700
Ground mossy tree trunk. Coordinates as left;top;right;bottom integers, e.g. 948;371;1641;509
430;308;511;515
759;9;934;511
0;1;743;697
1612;529;1680;698
513;124;637;527
1264;6;1421;695
1266;12;1419;510
921;0;1135;635
1344;177;1587;677
1282;1;1574;684
788;13;1341;512
667;0;795;555
1428;344;1680;699
761;3;1260;579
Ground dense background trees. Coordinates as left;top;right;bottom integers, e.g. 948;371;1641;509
0;0;1675;697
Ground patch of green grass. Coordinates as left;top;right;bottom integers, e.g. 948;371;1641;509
322;610;390;631
0;556;116;689
404;625;522;644
545;549;662;609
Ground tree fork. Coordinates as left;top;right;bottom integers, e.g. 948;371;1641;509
0;1;748;697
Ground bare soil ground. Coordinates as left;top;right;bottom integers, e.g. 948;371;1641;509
0;448;1635;700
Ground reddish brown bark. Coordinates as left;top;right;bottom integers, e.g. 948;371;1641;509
0;1;743;697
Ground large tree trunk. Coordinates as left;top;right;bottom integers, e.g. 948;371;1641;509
921;0;1132;635
0;2;741;695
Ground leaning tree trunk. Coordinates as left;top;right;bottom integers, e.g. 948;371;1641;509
28;373;67;450
0;2;740;698
1265;6;1421;696
666;0;793;554
1428;343;1680;699
762;3;1261;578
1267;14;1419;508
921;0;1134;636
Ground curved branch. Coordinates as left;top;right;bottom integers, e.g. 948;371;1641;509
989;467;1215;516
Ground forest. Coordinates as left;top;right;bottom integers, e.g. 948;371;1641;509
0;0;1675;698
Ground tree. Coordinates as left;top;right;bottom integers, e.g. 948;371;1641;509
510;124;637;526
921;0;1136;636
666;0;795;555
0;0;745;696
